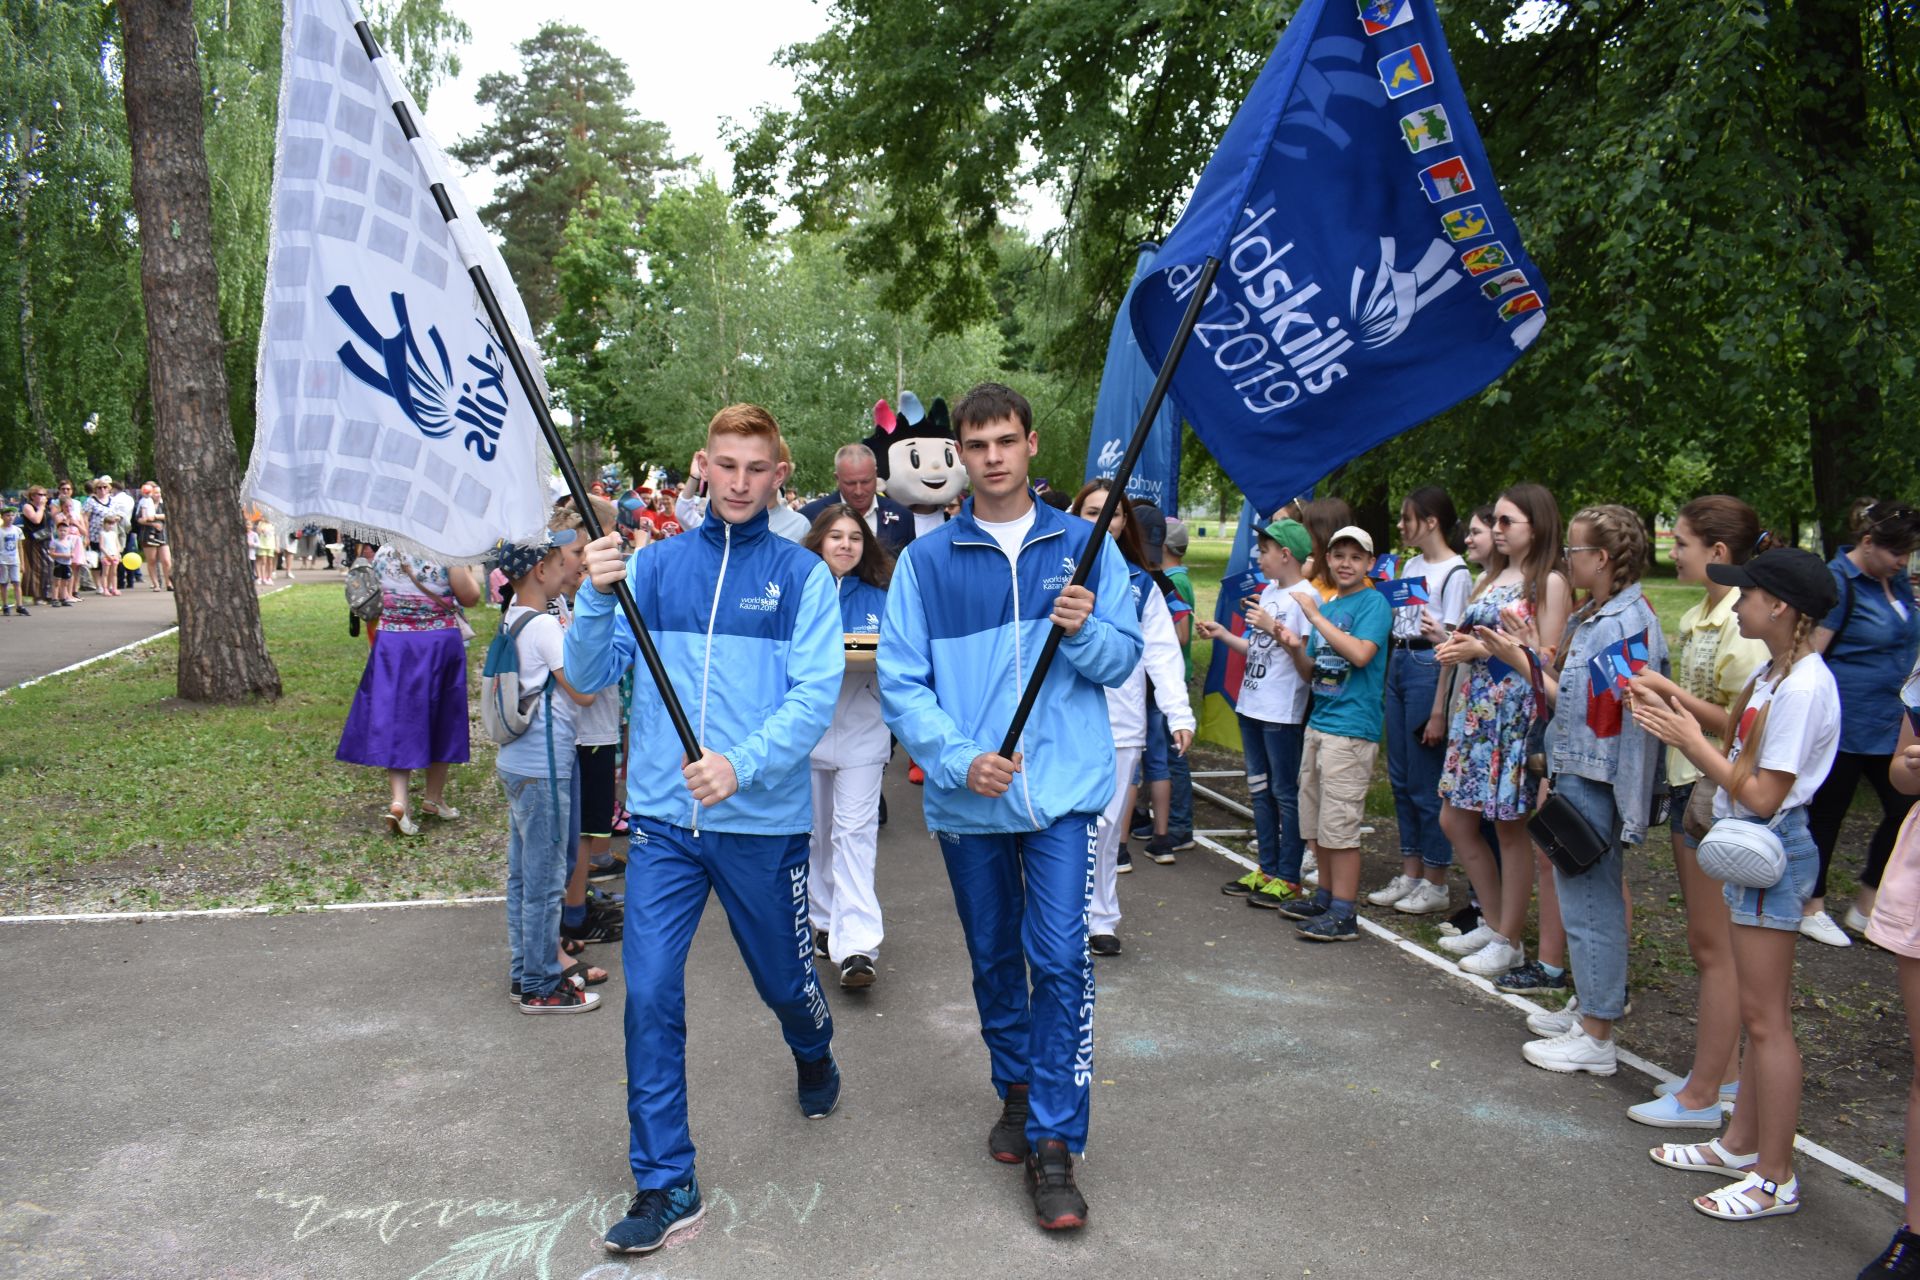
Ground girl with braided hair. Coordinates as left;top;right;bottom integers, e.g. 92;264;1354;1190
1630;547;1842;1223
1480;504;1667;1077
1618;497;1772;1126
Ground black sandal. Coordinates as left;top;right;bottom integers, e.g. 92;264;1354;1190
561;961;609;987
562;937;589;957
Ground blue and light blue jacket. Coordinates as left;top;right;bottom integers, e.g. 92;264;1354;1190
880;496;1144;834
814;573;891;770
565;507;843;835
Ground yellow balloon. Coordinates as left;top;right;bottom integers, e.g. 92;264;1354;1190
120;552;143;572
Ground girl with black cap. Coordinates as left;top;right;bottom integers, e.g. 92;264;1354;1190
1628;546;1842;1223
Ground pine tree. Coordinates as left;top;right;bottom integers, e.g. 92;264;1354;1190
451;23;680;332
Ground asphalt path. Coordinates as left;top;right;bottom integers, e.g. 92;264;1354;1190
0;570;335;690
0;764;1901;1279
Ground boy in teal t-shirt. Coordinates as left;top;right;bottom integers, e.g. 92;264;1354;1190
1276;526;1391;942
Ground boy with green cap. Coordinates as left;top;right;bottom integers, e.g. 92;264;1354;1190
1197;518;1319;904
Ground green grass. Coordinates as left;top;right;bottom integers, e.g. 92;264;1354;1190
0;585;508;910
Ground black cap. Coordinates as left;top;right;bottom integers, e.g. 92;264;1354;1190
1706;547;1838;620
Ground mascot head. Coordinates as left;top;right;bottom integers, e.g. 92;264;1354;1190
864;392;968;508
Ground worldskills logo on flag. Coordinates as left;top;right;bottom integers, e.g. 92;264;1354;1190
1127;0;1549;516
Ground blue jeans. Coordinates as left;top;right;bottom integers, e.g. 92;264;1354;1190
623;817;833;1188
1550;773;1629;1021
1240;714;1306;883
1385;646;1450;867
499;767;571;996
1141;701;1194;838
938;815;1100;1150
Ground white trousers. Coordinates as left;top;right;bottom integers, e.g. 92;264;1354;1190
808;762;885;961
1088;745;1144;937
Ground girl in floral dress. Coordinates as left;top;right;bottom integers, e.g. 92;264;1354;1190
1436;484;1571;978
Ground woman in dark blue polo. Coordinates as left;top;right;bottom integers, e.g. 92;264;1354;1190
1806;500;1920;945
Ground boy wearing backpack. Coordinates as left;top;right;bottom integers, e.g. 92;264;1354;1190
489;528;600;1014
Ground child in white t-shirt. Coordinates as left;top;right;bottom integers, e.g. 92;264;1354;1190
494;530;600;1015
1198;517;1319;905
1371;487;1472;916
1630;547;1842;1224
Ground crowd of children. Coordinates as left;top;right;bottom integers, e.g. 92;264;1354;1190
1168;487;1919;1260
437;411;1920;1264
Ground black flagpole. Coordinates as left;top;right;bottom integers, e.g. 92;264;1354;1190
356;23;702;760
996;254;1222;759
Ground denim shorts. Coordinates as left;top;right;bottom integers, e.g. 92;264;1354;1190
1721;805;1818;932
1668;781;1698;848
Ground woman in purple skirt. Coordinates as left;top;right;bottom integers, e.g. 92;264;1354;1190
336;545;483;834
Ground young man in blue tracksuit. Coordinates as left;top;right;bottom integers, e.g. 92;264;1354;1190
567;404;845;1257
879;382;1143;1231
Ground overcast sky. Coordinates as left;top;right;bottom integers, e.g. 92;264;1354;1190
420;0;819;198
415;0;1059;233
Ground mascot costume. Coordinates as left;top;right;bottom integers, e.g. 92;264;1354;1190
865;392;968;539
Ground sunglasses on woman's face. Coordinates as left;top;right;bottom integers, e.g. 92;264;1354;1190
1495;514;1529;529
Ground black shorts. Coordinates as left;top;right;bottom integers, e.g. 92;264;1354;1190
53;564;71;580
577;743;617;837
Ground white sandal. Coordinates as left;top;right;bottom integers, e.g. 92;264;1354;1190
419;799;461;822
385;804;421;837
1649;1138;1758;1174
1694;1172;1799;1220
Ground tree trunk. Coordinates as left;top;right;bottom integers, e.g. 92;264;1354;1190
1797;0;1879;556
121;0;280;702
16;164;72;484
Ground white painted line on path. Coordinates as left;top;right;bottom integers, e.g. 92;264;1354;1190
0;894;505;925
1188;833;1906;1204
4;584;293;694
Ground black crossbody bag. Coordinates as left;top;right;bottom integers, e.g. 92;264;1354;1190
1520;648;1610;877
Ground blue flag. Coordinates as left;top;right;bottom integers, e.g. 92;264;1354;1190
1198;500;1265;749
1129;0;1547;515
1087;244;1183;515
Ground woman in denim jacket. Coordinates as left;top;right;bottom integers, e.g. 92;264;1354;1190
1484;505;1667;1078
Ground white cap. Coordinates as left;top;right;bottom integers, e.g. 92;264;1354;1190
1328;524;1374;555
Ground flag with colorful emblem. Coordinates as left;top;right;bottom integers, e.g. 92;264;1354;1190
1129;0;1548;515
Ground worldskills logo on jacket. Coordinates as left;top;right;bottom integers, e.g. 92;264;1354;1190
1043;555;1076;592
1132;0;1547;515
740;580;784;613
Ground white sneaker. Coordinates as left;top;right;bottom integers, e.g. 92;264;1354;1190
1461;936;1525;977
1844;904;1871;934
1522;1026;1617;1075
1437;923;1497;956
1526;997;1579;1038
1799;910;1852;947
1301;850;1319;884
1367;874;1420;907
1395;880;1452;915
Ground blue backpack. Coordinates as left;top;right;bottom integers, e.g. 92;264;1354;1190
480;611;553;747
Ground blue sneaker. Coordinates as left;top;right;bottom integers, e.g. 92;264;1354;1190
604;1177;704;1253
796;1050;840;1118
1278;895;1329;922
1295;912;1359;942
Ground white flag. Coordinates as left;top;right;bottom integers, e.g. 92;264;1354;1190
244;0;552;561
